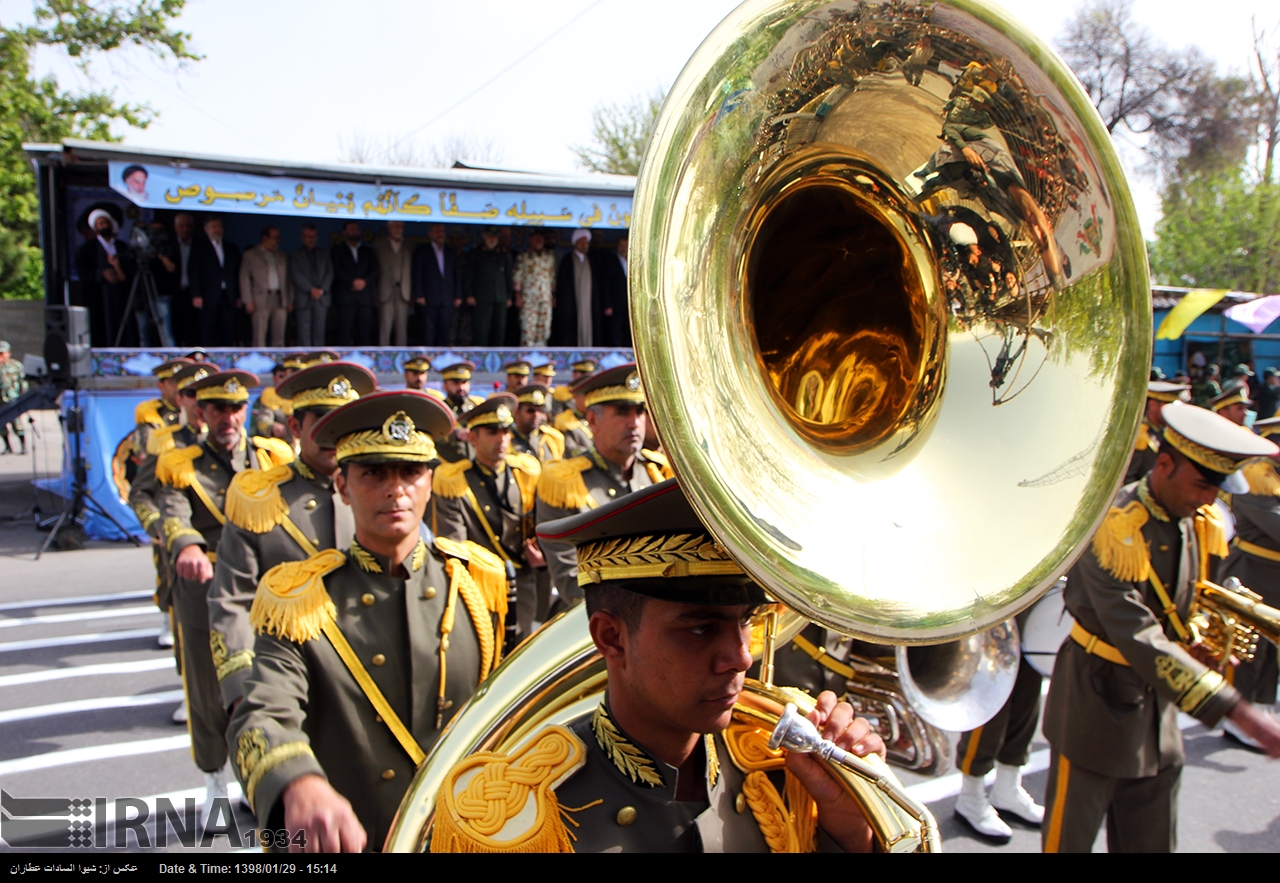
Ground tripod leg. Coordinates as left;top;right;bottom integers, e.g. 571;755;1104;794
35;506;70;560
143;271;173;348
114;271;146;347
82;493;145;546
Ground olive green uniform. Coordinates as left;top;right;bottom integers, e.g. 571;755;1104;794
511;424;565;463
250;387;291;443
156;433;271;773
1041;479;1241;852
208;459;352;708
535;448;672;604
127;400;184;615
1123;424;1160;486
437;393;485;463
229;537;492;850
1221;483;1280;705
552;409;593;458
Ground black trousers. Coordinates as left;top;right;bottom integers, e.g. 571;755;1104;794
335;302;376;346
472;299;506;346
196;295;236;347
957;657;1043;776
418;302;455;347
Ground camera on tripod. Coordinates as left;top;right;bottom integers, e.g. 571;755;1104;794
115;223;174;348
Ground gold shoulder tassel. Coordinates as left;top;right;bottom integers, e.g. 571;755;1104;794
431;725;587;854
1135;422;1150;452
1091;502;1151;581
539;425;566;460
252;436;296;469
506;453;542;512
147;423;183;456
642;448;675;482
553;410;582;433
156;446;203;489
433;460;473;499
225;464;294;533
259;386;294;416
1196;503;1230;559
1244;460;1280;497
537;456;594;509
250;548;346;643
552;386;573;403
722;722;817;852
135;399;164;428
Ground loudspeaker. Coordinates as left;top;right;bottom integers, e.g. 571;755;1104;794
44;305;92;381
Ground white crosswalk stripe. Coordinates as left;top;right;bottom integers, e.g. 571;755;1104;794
0;627;163;653
0;590;154;612
0;734;192;776
0;657;174;688
0;605;160;628
0;689;186;724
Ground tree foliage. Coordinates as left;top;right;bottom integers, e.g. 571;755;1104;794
571;89;664;176
0;1;197;297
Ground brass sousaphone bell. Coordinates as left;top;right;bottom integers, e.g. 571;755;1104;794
388;0;1150;853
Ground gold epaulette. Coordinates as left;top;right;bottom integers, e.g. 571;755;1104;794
250;548;345;643
506;452;542;512
1092;501;1151;581
434;536;508;615
252;436;296;469
225;464;294;533
552;386;573;403
424;387;446;401
1244;460;1280;497
147;423;183;456
433;459;473;499
553;410;584;433
259;386;293;416
536;456;593;509
642;448;675;482
111;434;134;503
468;394;486;407
135;398;165;429
539;425;566;461
1196;503;1230;559
505;451;542;474
1135;422;1150;452
156;445;203;489
431;725;586;854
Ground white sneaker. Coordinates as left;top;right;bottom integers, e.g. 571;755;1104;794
990;762;1045;826
1223;716;1263;750
171;702;188;725
157;624;175;649
954;774;1012;841
200;768;229;827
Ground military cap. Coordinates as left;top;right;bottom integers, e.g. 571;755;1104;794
0;341;10;354
515;383;551;408
1161;402;1278;484
281;350;340;371
181;348;208;362
1209;383;1251;412
502;359;532;378
151;358;192;380
188;369;259;404
1266;367;1280;378
276;361;376;414
1255;417;1280;439
1233;363;1256;378
312;390;454;466
173;361;222;392
531;362;557;380
435;358;476;381
1148;380;1190;404
1150;367;1166;381
571;363;644;409
570;358;598;375
537;478;767;606
403;355;432;373
464;393;517;430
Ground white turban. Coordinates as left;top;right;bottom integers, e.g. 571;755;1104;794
571;228;591;246
87;208;118;233
948;222;977;247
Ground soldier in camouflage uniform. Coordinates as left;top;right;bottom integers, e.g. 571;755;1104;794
0;341;28;455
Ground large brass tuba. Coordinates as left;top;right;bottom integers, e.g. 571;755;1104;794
387;0;1150;852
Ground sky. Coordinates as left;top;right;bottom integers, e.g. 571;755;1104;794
6;0;1277;236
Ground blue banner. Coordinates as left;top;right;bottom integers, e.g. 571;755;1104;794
108;161;631;229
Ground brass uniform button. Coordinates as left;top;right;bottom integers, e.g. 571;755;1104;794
424;586;437;599
616;806;637;827
375;714;383;723
607;488;617;497
381;769;395;781
209;463;217;471
305;499;318;510
371;653;386;666
735;793;746;814
483;505;491;512
361;593;375;606
1158;544;1170;552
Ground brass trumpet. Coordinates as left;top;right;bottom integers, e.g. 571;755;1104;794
1191;577;1280;669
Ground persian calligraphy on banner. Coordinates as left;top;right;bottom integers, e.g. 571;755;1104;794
107;162;631;228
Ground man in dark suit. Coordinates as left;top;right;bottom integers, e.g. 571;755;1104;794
188;216;241;347
412;223;462;346
74;207;135;346
331;220;379;346
597;235;630;347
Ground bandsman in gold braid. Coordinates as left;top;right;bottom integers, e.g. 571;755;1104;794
1124;380;1190;485
229;390;508;852
502;358;531;394
535;364;674;613
552;360;599;455
1218;414;1280;745
430;479;885;854
208;361;376;714
510;383;565;463
551;357;597;419
1209;382;1251;427
1041;402;1280;853
433;357;486;463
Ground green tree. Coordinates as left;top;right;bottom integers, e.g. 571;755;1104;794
571;88;664;176
0;1;198;298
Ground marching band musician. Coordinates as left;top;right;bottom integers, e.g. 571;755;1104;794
1042;403;1280;852
510;383;565;463
1124;381;1190;485
433;357;486;464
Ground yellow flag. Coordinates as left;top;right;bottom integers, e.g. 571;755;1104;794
1155;289;1227;340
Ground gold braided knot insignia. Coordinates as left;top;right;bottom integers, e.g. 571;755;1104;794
592;703;663;787
723;721;787;772
432;725;587;853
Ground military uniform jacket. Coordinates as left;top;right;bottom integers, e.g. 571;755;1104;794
209;458;350;708
1221;461;1280;608
1043;479;1241;778
512;424;565;463
230;538;497;851
0;358;27;404
1123;422;1160;487
437;393;486;463
535;448;674;595
128;411;190;539
250;387;291;441
431;699;839;853
433;454;540;569
553;409;593;458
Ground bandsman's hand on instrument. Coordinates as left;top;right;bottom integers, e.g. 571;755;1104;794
783;690;883;853
282;774;367;853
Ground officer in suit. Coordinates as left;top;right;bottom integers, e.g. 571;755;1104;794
433;358;486;464
188;216;242;347
1219;415;1280;748
208;361;375;712
331;220;380;346
155;369;294;816
432;394;543;642
551;357;597;420
412;223;462;347
431;479;885;853
1124;381;1190;485
511;384;565;463
535;364;674;608
228;390;506;852
1041;403;1280;852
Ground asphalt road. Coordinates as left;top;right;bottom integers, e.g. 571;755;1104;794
0;411;1277;854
